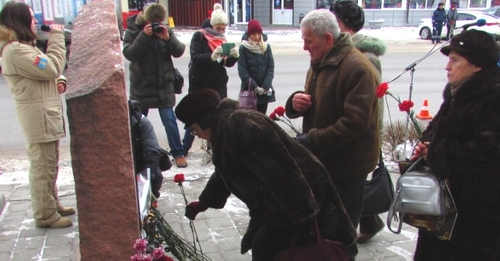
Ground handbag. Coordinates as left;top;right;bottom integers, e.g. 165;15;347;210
274;218;349;261
362;150;394;216
238;78;257;110
387;157;458;241
173;68;184;94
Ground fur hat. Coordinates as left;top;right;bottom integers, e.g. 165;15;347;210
247;20;263;35
144;3;167;21
175;89;221;130
330;0;365;32
210;3;228;26
441;29;500;68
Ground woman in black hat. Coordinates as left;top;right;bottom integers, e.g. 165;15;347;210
175;89;357;260
411;29;500;261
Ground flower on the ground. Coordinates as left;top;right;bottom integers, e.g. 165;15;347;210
131;239;173;261
173;173;205;257
269;106;301;136
376;82;422;137
173;173;185;183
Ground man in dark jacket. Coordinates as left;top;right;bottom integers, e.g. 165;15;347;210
122;3;188;168
175;89;356;261
286;9;379;260
446;5;458;40
432;2;446;43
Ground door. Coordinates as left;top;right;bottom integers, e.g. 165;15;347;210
273;0;293;25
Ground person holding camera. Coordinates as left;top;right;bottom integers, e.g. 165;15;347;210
123;3;188;168
0;1;74;228
182;3;239;156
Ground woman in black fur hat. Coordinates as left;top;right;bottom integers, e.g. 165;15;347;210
411;29;500;261
175;89;357;260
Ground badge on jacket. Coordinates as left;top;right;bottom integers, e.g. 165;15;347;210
33;56;48;69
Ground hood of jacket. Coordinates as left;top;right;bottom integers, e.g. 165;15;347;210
0;26;20;57
351;34;386;57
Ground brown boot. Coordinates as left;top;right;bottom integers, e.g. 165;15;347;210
175;156;188;168
47;217;73;228
58;207;76;216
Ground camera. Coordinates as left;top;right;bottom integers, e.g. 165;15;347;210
151;22;163;33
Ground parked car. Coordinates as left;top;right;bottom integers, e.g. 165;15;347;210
417;10;500;40
483;6;500;17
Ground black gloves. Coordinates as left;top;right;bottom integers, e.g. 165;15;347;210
296;133;312;151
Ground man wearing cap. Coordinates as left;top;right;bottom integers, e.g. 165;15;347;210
446;4;458;40
285;9;379;260
175;89;356;261
123;3;188;168
432;2;446;43
411;29;500;260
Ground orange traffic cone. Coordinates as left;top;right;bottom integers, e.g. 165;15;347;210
416;99;433;120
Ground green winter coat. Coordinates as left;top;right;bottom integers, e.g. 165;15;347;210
238;32;276;104
285;32;379;181
352;34;387;144
0;26;66;143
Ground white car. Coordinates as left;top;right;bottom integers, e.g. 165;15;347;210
417;10;500;40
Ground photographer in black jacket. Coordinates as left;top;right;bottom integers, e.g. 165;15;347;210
123;3;188;168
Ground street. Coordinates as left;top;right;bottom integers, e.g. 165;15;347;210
0;44;449;159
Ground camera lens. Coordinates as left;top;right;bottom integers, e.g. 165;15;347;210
151;22;163;33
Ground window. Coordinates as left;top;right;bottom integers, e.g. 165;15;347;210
363;0;382;9
470;0;486;7
384;0;402;8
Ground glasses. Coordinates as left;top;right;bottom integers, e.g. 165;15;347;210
190;130;198;136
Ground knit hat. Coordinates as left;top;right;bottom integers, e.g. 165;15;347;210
451;4;456;8
330;0;365;32
438;2;445;6
441;29;500;68
144;3;167;21
175;89;221;130
210;3;228;26
247;19;263;35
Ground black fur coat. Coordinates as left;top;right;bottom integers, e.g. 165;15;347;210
414;66;500;261
197;99;356;261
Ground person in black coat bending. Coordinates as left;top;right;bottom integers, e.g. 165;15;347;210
129;100;172;198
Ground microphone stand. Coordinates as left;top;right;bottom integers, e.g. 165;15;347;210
386;38;452;160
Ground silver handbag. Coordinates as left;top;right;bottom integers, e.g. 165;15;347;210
387;157;457;237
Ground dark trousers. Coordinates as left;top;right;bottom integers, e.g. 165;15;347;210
432;22;443;43
334;177;366;261
256;102;269;114
359;214;384;234
446;22;455;39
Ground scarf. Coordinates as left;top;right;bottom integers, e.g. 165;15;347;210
241;38;268;54
201;28;226;52
450;75;473;97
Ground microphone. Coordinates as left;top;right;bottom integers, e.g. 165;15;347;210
458;18;487;30
40;24;72;33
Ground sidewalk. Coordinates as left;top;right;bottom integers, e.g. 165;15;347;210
0;142;418;261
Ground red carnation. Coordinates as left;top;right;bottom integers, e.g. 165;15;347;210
274;106;286;116
173;174;185;183
376;82;389;98
269;112;277;120
398;100;414;113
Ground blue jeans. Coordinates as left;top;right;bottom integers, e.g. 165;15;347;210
182;128;195;154
142;107;185;158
